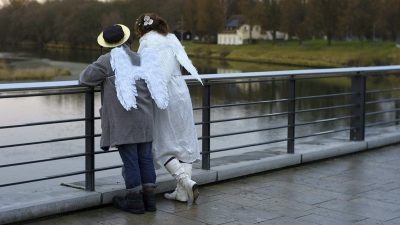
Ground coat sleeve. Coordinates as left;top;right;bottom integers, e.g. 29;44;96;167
79;54;109;87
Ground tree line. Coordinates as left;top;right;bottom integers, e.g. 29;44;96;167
0;0;399;48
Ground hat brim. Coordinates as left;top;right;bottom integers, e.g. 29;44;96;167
97;24;131;48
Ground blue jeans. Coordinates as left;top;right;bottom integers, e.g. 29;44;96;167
118;142;156;189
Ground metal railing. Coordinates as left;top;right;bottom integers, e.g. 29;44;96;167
1;65;400;190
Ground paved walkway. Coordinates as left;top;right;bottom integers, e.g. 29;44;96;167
18;144;400;225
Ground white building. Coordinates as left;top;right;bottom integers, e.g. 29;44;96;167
218;16;287;45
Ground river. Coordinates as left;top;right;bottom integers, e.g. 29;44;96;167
0;48;398;189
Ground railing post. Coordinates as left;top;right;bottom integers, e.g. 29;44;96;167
287;76;296;154
85;88;95;191
350;74;366;141
202;80;211;170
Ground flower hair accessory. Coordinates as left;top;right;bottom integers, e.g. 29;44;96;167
143;15;153;27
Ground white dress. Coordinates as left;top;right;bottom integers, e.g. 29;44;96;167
135;31;202;168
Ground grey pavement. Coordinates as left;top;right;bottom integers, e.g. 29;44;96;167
14;143;400;225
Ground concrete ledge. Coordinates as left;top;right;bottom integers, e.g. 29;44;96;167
367;133;400;149
301;141;367;163
0;190;100;225
214;154;301;181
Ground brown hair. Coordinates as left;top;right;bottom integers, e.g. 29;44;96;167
134;13;169;38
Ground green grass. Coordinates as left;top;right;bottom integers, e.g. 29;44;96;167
0;60;71;81
183;40;400;68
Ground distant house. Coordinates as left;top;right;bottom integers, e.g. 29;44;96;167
217;16;287;45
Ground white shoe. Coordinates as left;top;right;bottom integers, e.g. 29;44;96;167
164;158;199;205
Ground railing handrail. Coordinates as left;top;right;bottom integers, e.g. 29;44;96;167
0;80;81;92
1;65;400;91
196;65;400;80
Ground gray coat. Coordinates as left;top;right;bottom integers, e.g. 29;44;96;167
79;48;154;150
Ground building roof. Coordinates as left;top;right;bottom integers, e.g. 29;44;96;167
225;15;247;29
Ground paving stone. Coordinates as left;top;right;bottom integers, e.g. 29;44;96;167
356;189;400;205
353;218;384;225
255;197;315;211
256;216;320;225
383;217;400;225
304;207;367;223
298;212;367;225
221;192;271;207
251;197;315;218
377;181;400;192
317;198;400;221
172;200;239;225
174;199;280;225
252;181;349;204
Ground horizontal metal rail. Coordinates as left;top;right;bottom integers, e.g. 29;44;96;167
0;89;88;99
0;135;88;149
211;99;289;109
0;81;81;92
296;92;353;101
0;165;125;188
195;65;400;81
204;78;288;86
0;149;119;168
195;111;289;125
366;119;400;127
206;127;352;155
366;97;400;105
198;115;354;140
0;152;88;168
0;118;88;130
193;99;289;111
0;170;87;188
296;104;354;114
366;87;400;94
295;127;352;139
295;115;354;127
366;108;400;116
198;125;289;140
209;138;288;153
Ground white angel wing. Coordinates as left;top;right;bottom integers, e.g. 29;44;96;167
110;46;138;110
132;47;170;109
166;34;203;85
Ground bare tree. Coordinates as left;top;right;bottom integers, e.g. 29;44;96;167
280;0;308;44
263;0;281;42
307;0;345;45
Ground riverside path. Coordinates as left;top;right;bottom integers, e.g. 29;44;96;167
17;143;400;225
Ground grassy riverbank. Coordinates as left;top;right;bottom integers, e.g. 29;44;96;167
184;40;400;68
0;60;71;81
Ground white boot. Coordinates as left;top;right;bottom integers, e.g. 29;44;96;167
164;158;199;205
164;163;192;202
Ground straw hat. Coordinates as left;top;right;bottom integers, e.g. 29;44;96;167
97;24;131;48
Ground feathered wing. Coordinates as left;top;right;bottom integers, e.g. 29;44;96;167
167;34;203;85
133;47;170;109
110;46;138;110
